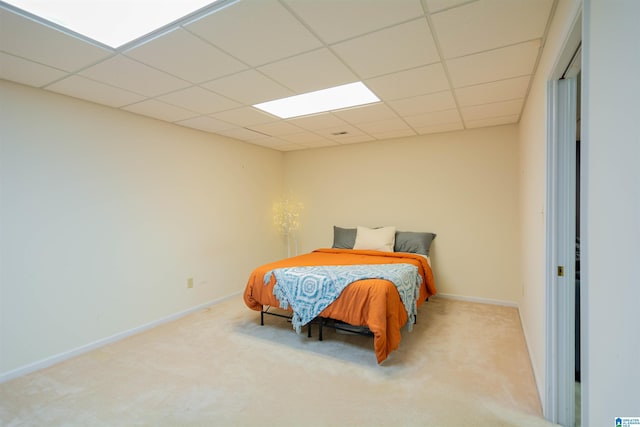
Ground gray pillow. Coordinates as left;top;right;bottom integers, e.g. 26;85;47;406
332;226;357;249
394;231;436;256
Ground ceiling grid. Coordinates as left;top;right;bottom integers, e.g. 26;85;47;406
0;0;557;151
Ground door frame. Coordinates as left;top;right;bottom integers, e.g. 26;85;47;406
545;8;582;426
546;74;578;426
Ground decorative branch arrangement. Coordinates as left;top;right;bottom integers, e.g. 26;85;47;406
273;193;304;257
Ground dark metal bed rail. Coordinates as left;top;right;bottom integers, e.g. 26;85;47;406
260;300;424;342
260;306;313;338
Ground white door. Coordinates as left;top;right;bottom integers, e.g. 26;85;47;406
545;33;582;426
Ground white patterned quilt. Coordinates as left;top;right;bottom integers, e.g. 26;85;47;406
264;264;421;333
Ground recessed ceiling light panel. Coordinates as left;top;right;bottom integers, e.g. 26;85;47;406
4;0;222;48
253;82;380;119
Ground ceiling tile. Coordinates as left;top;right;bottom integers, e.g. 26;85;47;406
296;139;339;148
332;18;439;79
216;127;272;141
332;103;398;124
313;124;370;141
0;52;67;87
122;99;199;122
283;0;424;44
461;98;523;122
286;113;348;131
0;9;113;72
158;86;240;114
46;75;145;108
465;114;520;129
355;118;413;134
446;40;540;88
455;76;530;106
258;48;358;94
124;28;247;83
210;107;277;127
388;90;456;116
334;134;377;145
365;63;449;100
79;55;190;97
414;121;464;135
279;132;334;145
202;69;294;105
425;0;475;13
175;116;236;133
247;121;304;137
431;0;554;59
404;108;461;128
185;0;322;67
373;129;417;140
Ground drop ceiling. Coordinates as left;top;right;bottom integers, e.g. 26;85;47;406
0;0;556;151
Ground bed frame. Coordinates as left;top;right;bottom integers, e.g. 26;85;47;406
260;304;420;341
260;306;312;338
260;306;374;339
245;248;436;363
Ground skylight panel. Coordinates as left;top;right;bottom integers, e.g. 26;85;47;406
253;82;380;119
4;0;220;48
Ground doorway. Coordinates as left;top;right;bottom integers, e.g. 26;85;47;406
545;9;582;427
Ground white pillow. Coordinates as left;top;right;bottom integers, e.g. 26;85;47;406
353;226;396;252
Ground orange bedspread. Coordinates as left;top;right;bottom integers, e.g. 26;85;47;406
243;248;436;363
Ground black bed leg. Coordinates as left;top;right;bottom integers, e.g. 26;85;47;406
308;322;312;338
319;317;323;341
260;310;264;326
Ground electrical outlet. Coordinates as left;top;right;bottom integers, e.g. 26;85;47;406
187;277;194;288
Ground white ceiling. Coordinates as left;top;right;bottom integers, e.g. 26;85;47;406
0;0;556;151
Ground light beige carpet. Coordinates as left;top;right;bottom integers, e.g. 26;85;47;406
1;295;559;426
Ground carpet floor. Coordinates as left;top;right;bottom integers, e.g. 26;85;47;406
1;295;559;426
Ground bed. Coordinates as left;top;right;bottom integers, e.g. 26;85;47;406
243;226;437;363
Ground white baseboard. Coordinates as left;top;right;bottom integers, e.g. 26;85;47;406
435;292;518;308
0;291;242;384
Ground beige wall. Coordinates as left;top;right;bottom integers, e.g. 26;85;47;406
517;0;582;406
0;81;284;376
283;125;521;304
